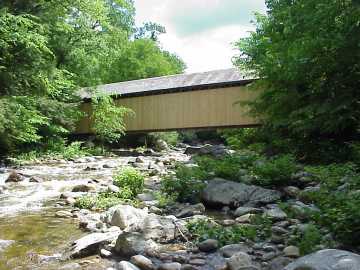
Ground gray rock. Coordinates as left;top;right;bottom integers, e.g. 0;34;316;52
284;249;360;270
155;140;169;151
176;203;206;218
0;239;14;252
268;257;293;270
70;231;120;258
72;184;95;192
117;261;141;270
130;255;154;270
108;184;120;193
185;144;230;157
110;205;148;231
100;248;112;258
137;193;155;202
227;252;255;270
220;244;251;258
236;213;255;223
234;207;262;217
283;186;300;197
114;232;158;257
283;246;300;258
29;176;42;183
201;178;281;207
158;262;182;270
55;210;73;218
264;206;287;221
60;263;81;270
5;171;23;183
141;214;177;243
198;239;218;252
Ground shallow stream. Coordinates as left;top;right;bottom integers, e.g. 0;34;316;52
0;157;125;270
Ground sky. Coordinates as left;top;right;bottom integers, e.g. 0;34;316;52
134;0;267;73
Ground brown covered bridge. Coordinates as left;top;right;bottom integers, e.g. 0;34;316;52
77;68;259;133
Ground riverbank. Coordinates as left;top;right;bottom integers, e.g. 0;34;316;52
0;144;359;270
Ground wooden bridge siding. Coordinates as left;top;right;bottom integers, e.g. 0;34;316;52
76;86;258;133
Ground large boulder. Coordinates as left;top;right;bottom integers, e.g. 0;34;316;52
284;249;360;270
201;178;281;207
69;231;120;258
109;205;148;231
141;214;177;243
114;232;159;258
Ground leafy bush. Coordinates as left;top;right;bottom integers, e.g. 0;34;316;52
195;151;259;181
160;164;208;203
250;214;273;240
74;191;141;210
289;224;323;255
74;195;96;209
12;138;100;164
187;219;257;246
251;154;298;187
154;192;177;208
113;167;144;197
301;163;360;248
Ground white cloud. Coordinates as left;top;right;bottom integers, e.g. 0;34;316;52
134;0;265;73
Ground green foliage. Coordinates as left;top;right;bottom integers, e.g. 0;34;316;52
12;138;101;164
300;163;360;247
187;219;257;246
195;151;259;181
154;192;177;208
113;167;144;197
160;164;208;203
0;0;185;156
91;93;134;145
290;224;323;255
74;195;96;209
252;154;298;187
74;191;141;210
234;0;360;161
250;214;272;240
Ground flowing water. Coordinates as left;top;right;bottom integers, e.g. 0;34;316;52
0;157;127;270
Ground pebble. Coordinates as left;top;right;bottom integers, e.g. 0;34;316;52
130;255;155;270
283;245;300;258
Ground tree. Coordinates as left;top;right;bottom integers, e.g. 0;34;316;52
234;0;360;160
0;0;185;154
91;93;133;150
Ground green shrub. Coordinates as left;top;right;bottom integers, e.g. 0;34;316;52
113;167;144;197
74;195;96;209
74;191;141;210
301;163;360;248
161;164;208;203
289;224;323;256
187;219;257;246
195;151;259;181
250;214;273;240
251;154;298;187
154;192;177;208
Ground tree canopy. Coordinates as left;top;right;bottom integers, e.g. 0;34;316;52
0;0;185;153
234;0;360;160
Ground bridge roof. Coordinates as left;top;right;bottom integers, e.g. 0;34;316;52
80;68;253;99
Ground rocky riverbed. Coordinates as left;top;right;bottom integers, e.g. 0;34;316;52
0;145;359;270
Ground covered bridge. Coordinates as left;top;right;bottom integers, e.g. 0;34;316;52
77;68;259;133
